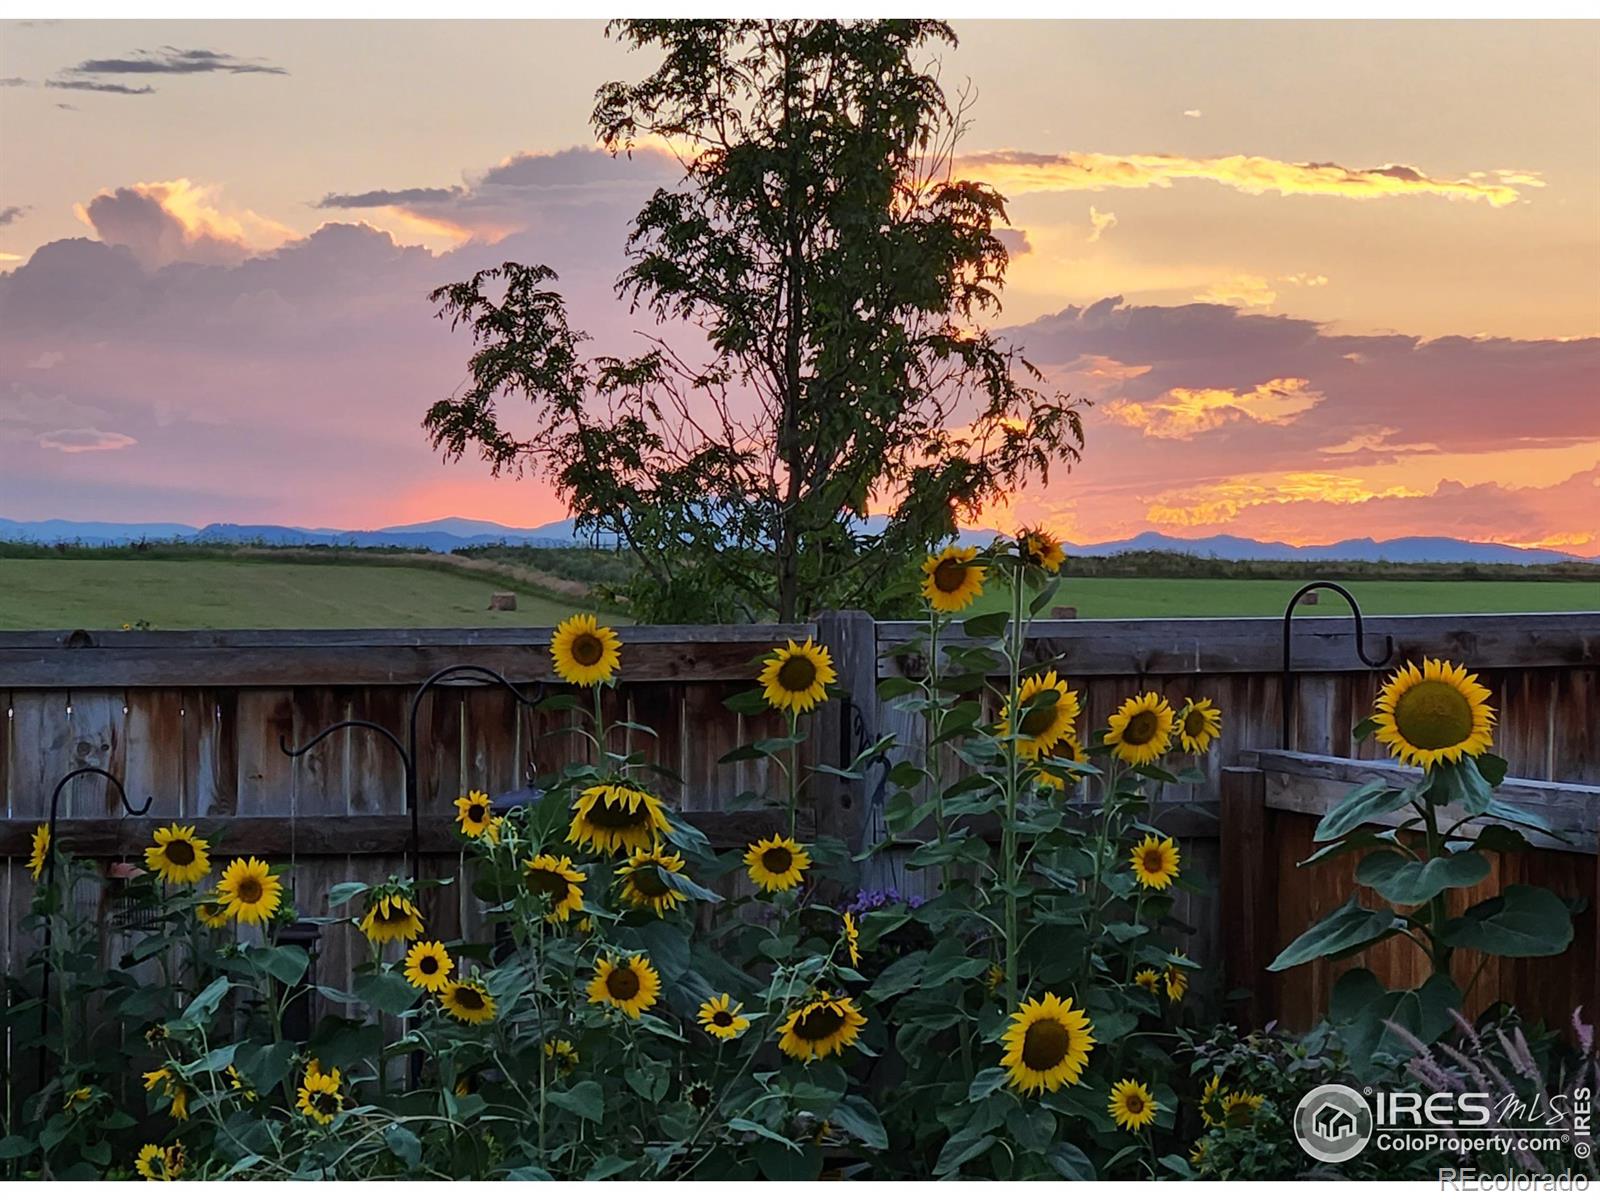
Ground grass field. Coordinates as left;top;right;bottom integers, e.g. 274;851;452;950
0;559;627;630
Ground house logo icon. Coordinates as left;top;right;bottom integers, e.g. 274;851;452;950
1294;1084;1373;1163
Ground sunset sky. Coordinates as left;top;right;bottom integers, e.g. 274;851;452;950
2;19;1597;552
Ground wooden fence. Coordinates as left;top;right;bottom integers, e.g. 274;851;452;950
1;610;1596;1053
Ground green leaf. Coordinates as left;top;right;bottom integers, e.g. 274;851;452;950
722;689;771;716
1434;757;1494;816
1314;779;1410;841
728;1117;801;1152
877;676;921;702
961;610;1010;640
866;950;926;1000
1466;825;1532;855
625;1064;668;1104
383;1123;421;1170
1330;968;1461;1079
1355;850;1490;906
355;970;418;1016
1299;828;1399;868
1268;897;1403;971
178;976;232;1026
967;1067;1010;1101
1439;885;1574;957
549;1080;604;1123
1476;753;1509;787
1049;1143;1096;1181
829;1094;888;1150
0;1135;35;1160
1484;799;1560;839
1352;716;1380;742
1006;1106;1057;1154
934;1128;996;1178
255;944;310;986
324;881;369;909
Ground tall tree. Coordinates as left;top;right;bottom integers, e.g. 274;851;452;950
425;19;1084;622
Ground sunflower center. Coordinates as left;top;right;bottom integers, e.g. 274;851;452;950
467;803;487;824
525;868;569;902
712;1010;733;1027
606;966;641;1001
777;655;818;692
689;1084;712;1108
165;840;196;866
1124;711;1159;745
312;1090;339;1115
1019;701;1058;738
793;1003;847;1041
630;866;671;897
454;986;485;1011
419;956;439;975
761;846;794;875
1143;848;1167;874
571;633;605;666
236;878;263;904
1020;1018;1071;1071
587;796;647;829
932;559;969;593
1393;680;1474;749
1183;709;1207;737
1124;1092;1146;1115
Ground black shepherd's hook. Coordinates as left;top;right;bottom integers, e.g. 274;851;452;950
38;767;156;1093
1281;581;1395;747
280;664;543;884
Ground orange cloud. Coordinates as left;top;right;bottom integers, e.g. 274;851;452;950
956;150;1537;206
1105;377;1322;439
1194;274;1277;308
75;178;294;267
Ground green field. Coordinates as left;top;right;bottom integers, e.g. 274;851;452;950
968;576;1597;620
0;559;626;630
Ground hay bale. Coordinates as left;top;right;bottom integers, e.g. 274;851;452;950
488;592;518;612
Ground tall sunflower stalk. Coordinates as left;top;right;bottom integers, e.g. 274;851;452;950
999;556;1028;1013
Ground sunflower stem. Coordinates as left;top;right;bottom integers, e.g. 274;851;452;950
787;708;800;840
1002;560;1026;1013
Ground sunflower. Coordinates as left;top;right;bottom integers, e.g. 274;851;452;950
1017;527;1067;573
1221;1089;1265;1128
1190;1138;1209;1168
1132;968;1161;995
195;896;231;929
143;824;211;887
544;1039;579;1075
685;1079;715;1112
226;1065;258;1102
1177;698;1222;755
142;1067;190;1121
616;847;688;916
744;834;811;894
403;940;454;992
1108;1079;1159;1132
842;911;861;968
567;782;672;856
1105;692;1176;766
441;978;496;1024
357;893;425;944
777;992;867;1061
998;671;1082;760
455;790;496;839
64;1085;94;1113
216;857;282;925
520;853;587;921
1129;834;1181;890
1000;992;1095;1095
758;637;837;714
27;823;49;882
697;993;750;1041
550;613;623;687
1373;658;1496;770
587;954;661;1020
921;545;987;613
483;815;505;845
983;963;1006;995
1199;1074;1225;1126
296;1062;344;1126
135;1143;183;1181
1164;964;1190;1003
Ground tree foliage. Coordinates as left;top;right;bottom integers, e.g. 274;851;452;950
425;19;1085;621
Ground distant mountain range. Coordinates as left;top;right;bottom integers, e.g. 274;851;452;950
0;515;1593;565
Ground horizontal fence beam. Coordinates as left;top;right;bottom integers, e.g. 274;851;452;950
0;624;815;688
0;810;807;857
877;612;1598;678
1242;749;1600;852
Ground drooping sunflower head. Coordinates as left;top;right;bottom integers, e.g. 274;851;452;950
550;613;623;687
1105;692;1176;766
522;853;587;921
1221;1089;1265;1128
743;834;811;894
217;857;283;925
135;1143;174;1181
1199;1074;1225;1127
357;891;425;945
1000;992;1096;1095
455;790;496;839
568;782;672;856
144;824;211;887
543;1038;579;1075
616;847;687;916
1108;1079;1159;1132
777;992;867;1062
921;545;987;613
226;1065;258;1102
1164;963;1189;1003
696;992;750;1041
1177;697;1223;755
1132;968;1162;995
142;1067;190;1120
983;963;1006;995
587;954;662;1020
1016;527;1067;573
296;1063;344;1126
998;670;1082;760
758;637;837;715
1373;658;1495;770
195;895;231;929
64;1085;95;1113
403;939;455;993
1129;834;1181;890
27;823;50;882
441;978;497;1024
842;911;861;968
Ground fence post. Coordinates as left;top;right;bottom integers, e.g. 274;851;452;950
813;610;878;884
1220;765;1274;1029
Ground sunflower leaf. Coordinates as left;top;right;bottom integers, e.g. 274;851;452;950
1313;779;1411;842
383;1124;421;1170
721;689;771;716
1438;885;1574;957
961;610;1011;640
1268;897;1403;971
830;1094;888;1150
549;1081;604;1123
1354;850;1491;906
728;1117;801;1151
934;1128;996;1178
355;970;418;1016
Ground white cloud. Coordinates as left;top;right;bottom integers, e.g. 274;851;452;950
38;427;138;453
1087;206;1117;243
